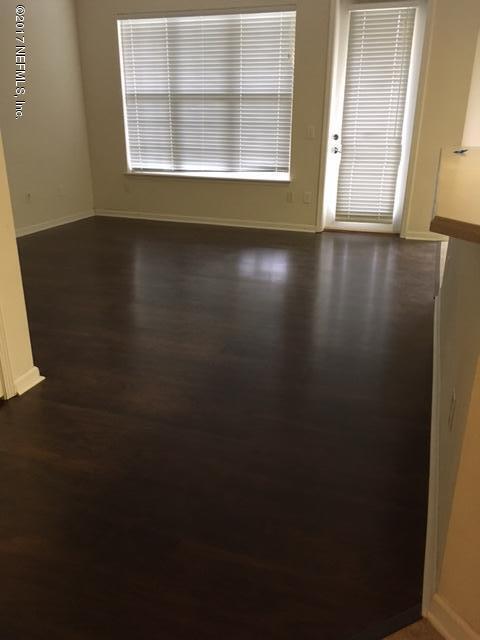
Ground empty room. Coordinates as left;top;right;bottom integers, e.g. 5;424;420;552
0;0;479;639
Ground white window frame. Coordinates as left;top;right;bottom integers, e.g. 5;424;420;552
116;7;296;184
318;0;427;233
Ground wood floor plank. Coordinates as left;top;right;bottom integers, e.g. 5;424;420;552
0;218;437;639
384;619;443;640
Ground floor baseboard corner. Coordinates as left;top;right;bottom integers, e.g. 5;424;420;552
16;210;94;238
349;605;422;640
427;595;480;640
15;366;45;395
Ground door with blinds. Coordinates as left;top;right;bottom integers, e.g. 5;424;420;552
325;4;423;231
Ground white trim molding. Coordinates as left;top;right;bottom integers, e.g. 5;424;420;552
423;294;441;614
124;170;291;183
428;594;480;640
0;304;16;399
15;210;94;238
95;209;316;233
0;305;44;399
325;221;395;234
401;230;447;241
15;366;45;396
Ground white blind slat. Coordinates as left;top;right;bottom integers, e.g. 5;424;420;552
336;7;416;223
118;11;296;176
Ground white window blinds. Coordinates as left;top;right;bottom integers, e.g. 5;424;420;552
336;7;416;223
118;11;296;179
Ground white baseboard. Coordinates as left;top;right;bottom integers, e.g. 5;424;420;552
402;230;448;241
15;366;45;395
324;221;396;234
423;294;441;613
16;210;94;238
428;594;480;640
95;209;316;233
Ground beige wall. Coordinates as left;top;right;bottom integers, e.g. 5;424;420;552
431;238;480;634
463;29;480;146
76;0;480;236
0;131;42;396
76;0;329;230
402;0;480;238
0;0;93;233
439;357;480;633
0;0;477;235
435;239;480;575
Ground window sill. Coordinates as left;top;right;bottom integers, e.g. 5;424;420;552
125;170;291;183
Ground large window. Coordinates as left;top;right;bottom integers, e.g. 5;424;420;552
117;10;296;180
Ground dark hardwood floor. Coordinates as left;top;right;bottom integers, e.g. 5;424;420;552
0;218;437;640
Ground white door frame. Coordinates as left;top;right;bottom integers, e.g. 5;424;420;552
0;130;44;400
317;0;427;233
0;305;16;399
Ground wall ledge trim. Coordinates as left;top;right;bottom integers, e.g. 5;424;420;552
427;594;480;640
95;209;316;233
402;230;448;241
14;366;45;396
15;210;94;238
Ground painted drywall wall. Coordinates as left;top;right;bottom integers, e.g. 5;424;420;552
0;0;93;234
0;131;43;396
75;0;330;230
427;39;480;614
438;356;480;634
402;0;480;239
76;0;480;236
463;29;480;147
429;238;480;636
435;239;480;577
